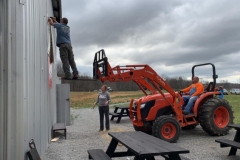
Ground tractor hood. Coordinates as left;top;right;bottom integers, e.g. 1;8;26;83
135;92;177;105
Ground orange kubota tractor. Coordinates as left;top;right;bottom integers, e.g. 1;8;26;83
93;49;234;142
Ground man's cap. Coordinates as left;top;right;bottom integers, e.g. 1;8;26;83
61;17;68;24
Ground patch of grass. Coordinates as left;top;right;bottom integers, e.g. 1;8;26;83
70;114;80;125
70;91;144;109
224;94;240;123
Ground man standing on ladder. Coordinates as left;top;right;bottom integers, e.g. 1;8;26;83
48;17;79;80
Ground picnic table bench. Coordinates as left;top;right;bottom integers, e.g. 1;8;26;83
109;105;129;123
105;131;189;160
216;124;240;156
53;123;67;139
88;149;111;160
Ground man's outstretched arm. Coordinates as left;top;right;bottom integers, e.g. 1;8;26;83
48;17;58;26
181;85;192;93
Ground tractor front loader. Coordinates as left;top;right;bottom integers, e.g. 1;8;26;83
93;49;234;142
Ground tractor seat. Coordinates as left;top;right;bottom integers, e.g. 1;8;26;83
205;82;214;92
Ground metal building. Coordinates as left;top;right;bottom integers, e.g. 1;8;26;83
0;0;62;159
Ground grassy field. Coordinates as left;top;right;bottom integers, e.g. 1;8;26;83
224;95;240;124
70;91;144;108
70;91;240;123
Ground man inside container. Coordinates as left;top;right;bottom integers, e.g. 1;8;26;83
48;17;79;80
181;76;204;115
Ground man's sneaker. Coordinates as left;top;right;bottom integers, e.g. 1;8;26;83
72;73;79;80
182;110;189;115
61;76;71;80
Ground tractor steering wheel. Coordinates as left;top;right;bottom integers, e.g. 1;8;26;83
178;91;183;97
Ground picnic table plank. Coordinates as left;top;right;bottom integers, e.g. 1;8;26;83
107;131;189;159
88;149;111;160
133;131;187;154
228;124;240;129
115;106;129;109
109;132;189;156
109;112;120;116
118;132;169;155
215;139;240;148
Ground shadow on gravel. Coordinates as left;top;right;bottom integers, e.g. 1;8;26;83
110;119;132;124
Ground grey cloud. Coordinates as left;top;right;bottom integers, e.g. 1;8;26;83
180;17;240;48
65;0;184;47
61;0;240;82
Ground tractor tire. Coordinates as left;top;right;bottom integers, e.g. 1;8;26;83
133;125;152;134
199;98;234;136
181;124;197;130
152;115;180;143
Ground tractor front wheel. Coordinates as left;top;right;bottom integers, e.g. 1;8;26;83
199;98;234;136
152;116;180;143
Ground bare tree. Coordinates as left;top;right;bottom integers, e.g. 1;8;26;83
79;72;92;79
220;79;229;83
219;79;230;89
237;78;240;84
200;80;209;87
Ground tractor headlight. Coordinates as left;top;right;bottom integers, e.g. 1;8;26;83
140;103;146;109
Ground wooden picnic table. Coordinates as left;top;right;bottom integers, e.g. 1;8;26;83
216;124;240;156
109;106;129;123
106;131;189;160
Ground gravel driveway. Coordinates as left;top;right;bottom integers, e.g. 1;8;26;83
45;108;239;160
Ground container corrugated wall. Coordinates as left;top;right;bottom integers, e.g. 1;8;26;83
0;0;60;159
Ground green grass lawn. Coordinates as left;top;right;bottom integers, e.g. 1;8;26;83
224;94;240;123
70;91;144;109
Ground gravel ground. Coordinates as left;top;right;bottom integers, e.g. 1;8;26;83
45;108;239;160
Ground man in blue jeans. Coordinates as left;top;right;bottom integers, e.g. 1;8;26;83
181;77;204;115
48;17;79;80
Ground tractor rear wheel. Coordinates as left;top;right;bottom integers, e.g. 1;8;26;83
133;125;152;134
152;115;180;143
199;98;234;136
181;124;197;130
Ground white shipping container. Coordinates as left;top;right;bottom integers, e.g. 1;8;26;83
0;0;62;159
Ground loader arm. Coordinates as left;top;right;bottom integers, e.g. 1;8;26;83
93;49;183;120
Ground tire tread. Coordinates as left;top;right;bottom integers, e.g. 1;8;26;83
199;98;234;136
152;115;180;142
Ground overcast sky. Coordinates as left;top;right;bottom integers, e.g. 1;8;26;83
61;0;240;83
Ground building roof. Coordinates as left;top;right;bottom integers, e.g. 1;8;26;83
52;0;62;22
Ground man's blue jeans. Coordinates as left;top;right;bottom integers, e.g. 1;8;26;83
182;95;190;107
182;96;198;113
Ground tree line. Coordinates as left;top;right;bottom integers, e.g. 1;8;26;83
57;61;240;91
62;75;240;92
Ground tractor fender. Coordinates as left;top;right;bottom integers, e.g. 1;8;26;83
147;106;173;121
193;92;218;116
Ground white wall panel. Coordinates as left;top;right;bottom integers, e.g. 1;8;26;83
0;1;8;159
0;0;60;159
